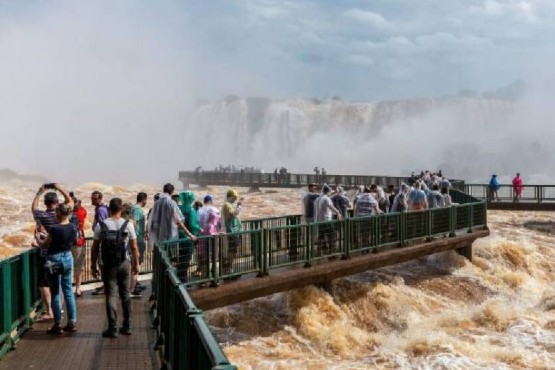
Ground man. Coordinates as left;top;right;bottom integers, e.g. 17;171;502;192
302;183;320;223
331;186;350;219
427;184;445;209
221;189;243;276
91;198;140;338
148;183;197;246
391;183;409;213
370;184;389;213
314;185;343;255
129;192;147;297
512;173;523;202
91;191;109;295
439;176;451;194
31;183;73;321
488;174;500;202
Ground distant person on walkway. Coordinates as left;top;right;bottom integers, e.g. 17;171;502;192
488;174;500;202
512;173;523;202
31;183;73;321
221;188;243;276
38;203;78;334
91;198;140;338
71;194;87;297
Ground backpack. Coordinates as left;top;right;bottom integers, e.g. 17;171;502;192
99;220;129;266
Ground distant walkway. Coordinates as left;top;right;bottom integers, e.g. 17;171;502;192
178;170;413;189
464;184;555;211
1;281;158;370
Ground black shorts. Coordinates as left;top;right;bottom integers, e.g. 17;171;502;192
37;256;50;288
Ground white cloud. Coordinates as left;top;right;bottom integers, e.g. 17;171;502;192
343;8;392;31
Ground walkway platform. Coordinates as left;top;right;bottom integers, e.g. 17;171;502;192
1;281;159;370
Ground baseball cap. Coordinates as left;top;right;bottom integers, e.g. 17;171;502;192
203;194;213;203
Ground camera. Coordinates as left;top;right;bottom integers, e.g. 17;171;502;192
44;183;56;189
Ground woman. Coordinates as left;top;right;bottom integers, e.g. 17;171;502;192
71;196;87;297
39;203;78;334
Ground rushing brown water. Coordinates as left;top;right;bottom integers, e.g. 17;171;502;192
2;182;555;369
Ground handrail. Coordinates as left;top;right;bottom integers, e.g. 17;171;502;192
464;184;555;203
0;250;42;358
154;189;486;289
153;242;237;370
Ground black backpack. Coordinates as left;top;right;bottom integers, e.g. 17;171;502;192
100;220;129;266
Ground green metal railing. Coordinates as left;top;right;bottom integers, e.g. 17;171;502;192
464;184;555;203
0;249;42;358
153;242;237;370
157;189;487;287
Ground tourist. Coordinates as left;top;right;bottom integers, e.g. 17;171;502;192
488;174;500;202
441;187;455;207
407;182;428;211
178;191;201;281
331;186;350;219
314;185;343;255
148;183;196;247
302;183;320;224
370;184;390;213
91;191;110;296
221;188;242;277
129;192;147;297
31;183;74;321
512;173;523;202
38;203;78;334
391;183;409;213
439;176;451;194
91;198;139;338
197;195;221;278
427;184;445;209
70;195;87;297
386;185;396;212
354;187;381;217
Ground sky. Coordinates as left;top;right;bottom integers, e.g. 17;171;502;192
0;0;554;183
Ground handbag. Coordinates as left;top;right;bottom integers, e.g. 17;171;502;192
44;260;64;277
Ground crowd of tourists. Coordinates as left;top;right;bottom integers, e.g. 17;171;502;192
302;170;456;225
31;182;243;338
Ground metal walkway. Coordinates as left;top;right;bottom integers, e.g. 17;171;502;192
1;282;159;370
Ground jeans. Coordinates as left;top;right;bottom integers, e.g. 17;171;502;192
101;260;131;329
48;251;77;325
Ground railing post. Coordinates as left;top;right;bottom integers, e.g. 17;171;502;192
449;205;456;237
426;210;433;241
400;212;406;246
468;205;474;233
261;229;268;276
343;218;350;259
2;261;12;344
22;253;32;327
304;224;312;267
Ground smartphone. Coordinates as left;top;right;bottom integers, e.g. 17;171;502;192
44;183;56;189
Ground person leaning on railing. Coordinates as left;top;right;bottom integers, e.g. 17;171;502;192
37;203;78;334
31;183;74;322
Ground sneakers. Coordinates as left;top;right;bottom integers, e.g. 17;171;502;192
119;326;132;335
46;324;63;335
62;322;77;333
102;328;119;338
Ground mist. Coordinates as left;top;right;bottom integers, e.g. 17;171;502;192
2;1;555;185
